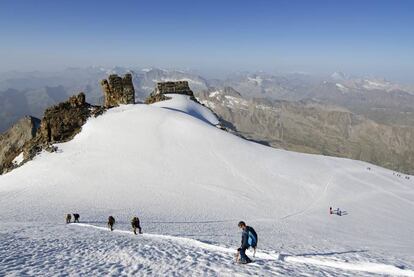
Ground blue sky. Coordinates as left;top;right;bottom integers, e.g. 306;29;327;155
0;0;413;81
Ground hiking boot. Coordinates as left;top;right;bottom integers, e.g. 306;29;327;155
239;258;252;264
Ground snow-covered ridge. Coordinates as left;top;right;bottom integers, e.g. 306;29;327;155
0;95;413;275
152;94;219;125
329;72;412;93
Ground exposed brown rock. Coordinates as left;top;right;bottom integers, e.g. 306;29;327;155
101;73;135;108
1;73;137;175
145;94;171;104
0;116;40;174
145;81;197;104
20;93;104;171
38;92;101;143
154;81;194;96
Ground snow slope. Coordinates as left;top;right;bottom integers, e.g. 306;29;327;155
152;94;219;125
1;95;413;276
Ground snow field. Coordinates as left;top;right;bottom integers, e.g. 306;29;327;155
1;95;413;276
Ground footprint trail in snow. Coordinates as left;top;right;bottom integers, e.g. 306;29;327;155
70;223;414;277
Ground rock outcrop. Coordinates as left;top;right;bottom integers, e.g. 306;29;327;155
1;74;138;175
38;93;103;143
0;93;105;174
145;81;196;104
145;93;171;104
101;74;135;107
0;116;40;174
153;81;194;96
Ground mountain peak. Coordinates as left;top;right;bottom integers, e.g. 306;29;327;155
330;71;348;80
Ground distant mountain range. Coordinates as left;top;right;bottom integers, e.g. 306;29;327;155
1;67;413;173
198;88;414;174
0;67;210;133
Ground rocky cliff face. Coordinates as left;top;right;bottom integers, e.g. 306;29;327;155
0;116;40;174
101;74;135;108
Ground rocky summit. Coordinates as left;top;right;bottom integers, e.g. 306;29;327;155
154;81;194;96
0;73;138;175
145;81;195;104
100;73;135;108
6;93;106;174
38;92;103;143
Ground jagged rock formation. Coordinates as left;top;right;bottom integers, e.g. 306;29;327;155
145;81;197;104
0;93;105;175
154;81;194;96
1;74;137;175
22;93;105;169
38;93;103;143
101;74;135;107
0;116;40;174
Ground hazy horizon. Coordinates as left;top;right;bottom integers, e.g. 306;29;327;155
1;0;413;83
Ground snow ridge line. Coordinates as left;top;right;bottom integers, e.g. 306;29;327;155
71;223;281;260
72;223;414;276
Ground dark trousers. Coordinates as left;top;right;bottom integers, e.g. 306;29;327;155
239;246;251;262
132;225;142;234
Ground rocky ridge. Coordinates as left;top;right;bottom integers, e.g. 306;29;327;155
145;81;198;104
0;74;134;174
101;73;135;107
0;77;211;175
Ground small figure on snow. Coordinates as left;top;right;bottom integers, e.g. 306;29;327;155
330;207;345;216
131;216;142;235
66;214;72;224
236;221;258;264
107;216;115;231
73;213;80;223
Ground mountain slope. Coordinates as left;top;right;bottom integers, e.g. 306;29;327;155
198;89;414;174
0;95;413;276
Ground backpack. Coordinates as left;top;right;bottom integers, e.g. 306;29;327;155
247;228;257;248
131;217;139;226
